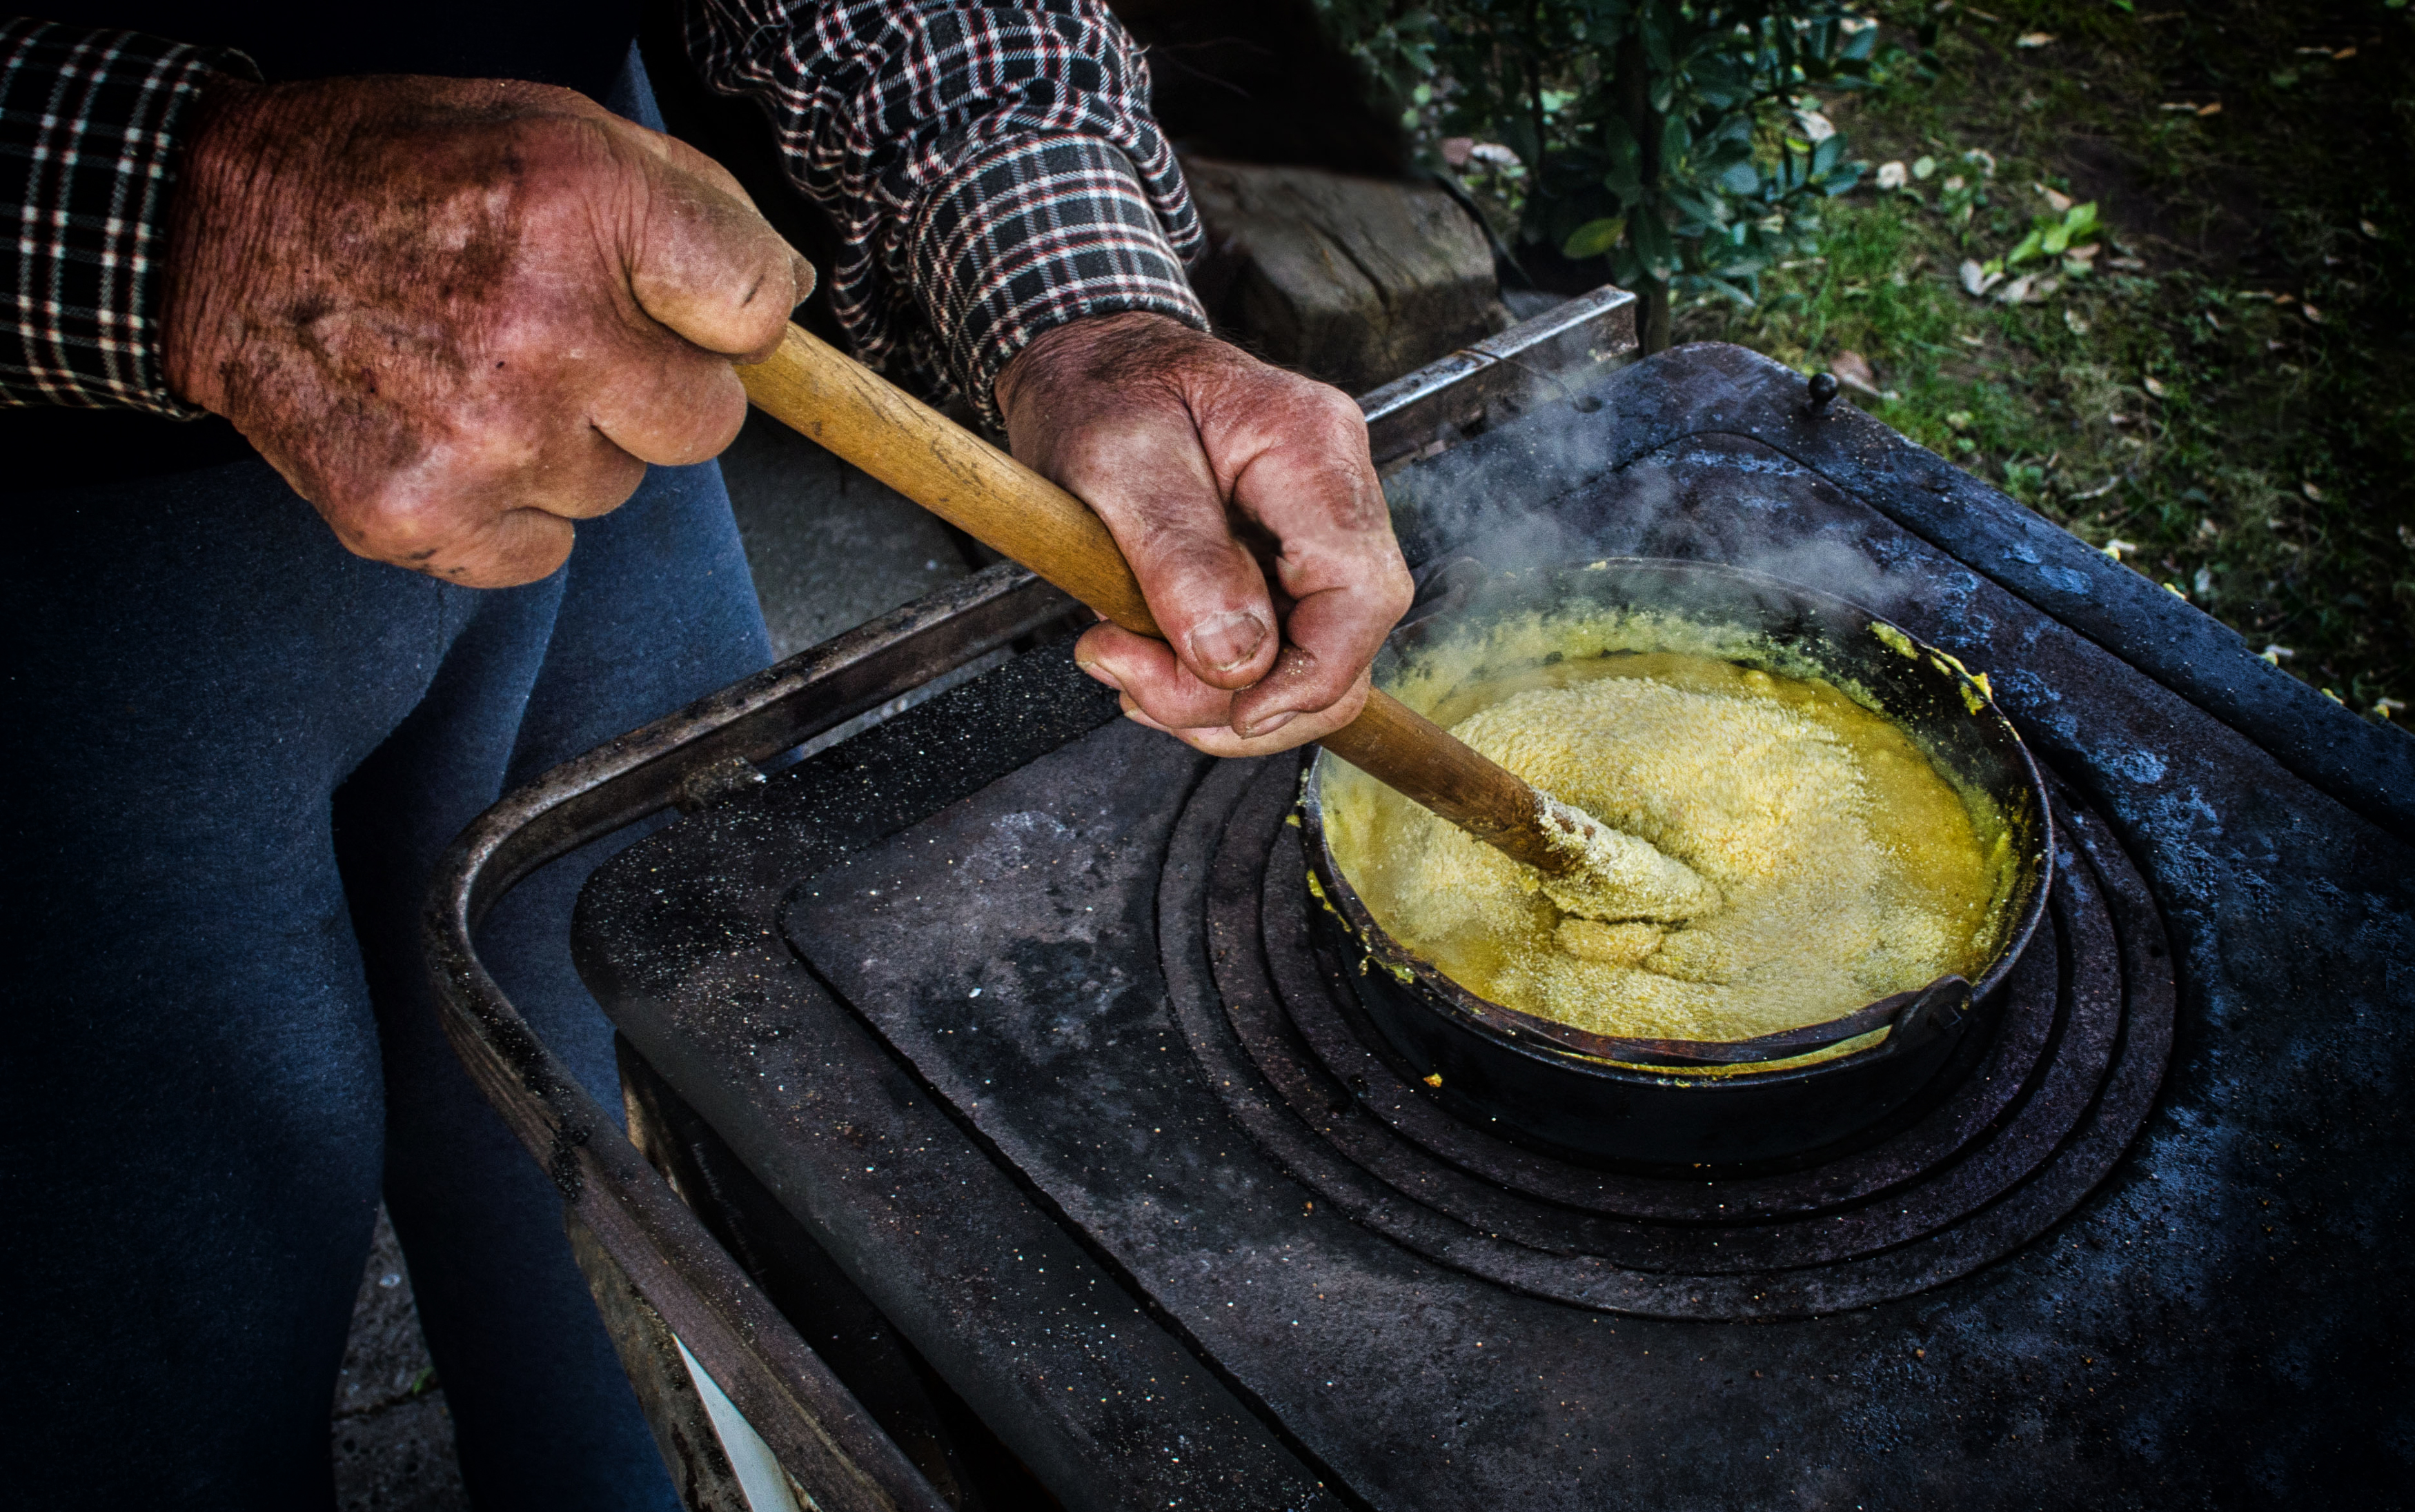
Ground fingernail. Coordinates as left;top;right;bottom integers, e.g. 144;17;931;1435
1242;709;1298;738
1187;611;1268;673
1075;657;1122;691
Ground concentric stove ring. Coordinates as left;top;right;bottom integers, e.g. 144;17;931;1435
1159;755;2174;1320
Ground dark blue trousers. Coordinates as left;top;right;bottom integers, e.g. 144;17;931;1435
1;448;769;1508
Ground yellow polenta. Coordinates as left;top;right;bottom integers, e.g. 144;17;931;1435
1321;653;2001;1045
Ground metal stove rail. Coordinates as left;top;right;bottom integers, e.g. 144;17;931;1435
420;564;1073;1512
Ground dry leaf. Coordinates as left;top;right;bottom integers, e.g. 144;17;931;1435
2104;539;2137;560
1877;160;1909;190
1439;137;1476;167
1830;350;1884;398
2065;309;2091;335
1960;259;2003;297
2301;481;2324;501
2198;101;2222;117
1795;109;1837;143
2361;219;2383;237
2016;32;2055;47
2036;183;2074;214
2033;275;2063;298
1944;174;1967;191
2143;375;2168;397
2300;304;2324;324
1995;274;2037;304
2159;102;2202;112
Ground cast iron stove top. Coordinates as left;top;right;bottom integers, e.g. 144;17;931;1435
575;344;2414;1510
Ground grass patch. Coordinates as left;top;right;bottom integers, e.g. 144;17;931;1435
1669;0;2415;724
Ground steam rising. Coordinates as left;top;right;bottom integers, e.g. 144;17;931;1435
1381;375;1920;618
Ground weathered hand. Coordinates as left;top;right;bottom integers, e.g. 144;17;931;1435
161;74;813;587
994;312;1412;756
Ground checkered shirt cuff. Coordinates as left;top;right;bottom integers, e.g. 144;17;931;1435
910;133;1207;429
0;19;252;417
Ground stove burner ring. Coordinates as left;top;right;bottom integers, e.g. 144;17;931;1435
1160;756;2174;1321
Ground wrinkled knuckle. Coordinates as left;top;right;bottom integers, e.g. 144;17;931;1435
1150;530;1255;588
1307;382;1366;431
502;113;584;175
351;486;467;564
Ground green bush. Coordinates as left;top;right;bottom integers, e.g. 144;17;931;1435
1319;0;1915;347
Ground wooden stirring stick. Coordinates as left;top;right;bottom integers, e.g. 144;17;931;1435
738;322;1610;882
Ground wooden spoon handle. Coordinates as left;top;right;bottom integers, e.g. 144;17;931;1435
737;323;1572;876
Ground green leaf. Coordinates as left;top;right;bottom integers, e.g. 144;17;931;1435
1661;115;1693;172
1562;217;1628;259
1631;207;1678;280
2005;228;2047;266
1697;274;1757;308
1600;123;1645;203
1641;5;1675;72
1719;158;1762;195
1666;185;1728;228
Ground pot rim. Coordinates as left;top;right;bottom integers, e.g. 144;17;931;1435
1301;556;2055;1086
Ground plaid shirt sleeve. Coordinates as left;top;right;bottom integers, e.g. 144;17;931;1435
685;0;1208;427
0;19;253;416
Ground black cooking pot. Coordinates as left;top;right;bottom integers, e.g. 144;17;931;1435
1300;559;2054;1168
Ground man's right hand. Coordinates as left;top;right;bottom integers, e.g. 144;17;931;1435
161;75;812;588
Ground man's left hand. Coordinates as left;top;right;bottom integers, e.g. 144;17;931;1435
994;312;1412;757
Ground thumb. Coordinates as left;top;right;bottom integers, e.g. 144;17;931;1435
619;143;814;361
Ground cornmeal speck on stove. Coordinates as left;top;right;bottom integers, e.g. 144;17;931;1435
1322;651;2003;1046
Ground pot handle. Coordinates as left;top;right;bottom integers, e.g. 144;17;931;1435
1891;974;1973;1046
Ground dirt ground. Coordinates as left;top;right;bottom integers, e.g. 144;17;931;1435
331;1208;469;1511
